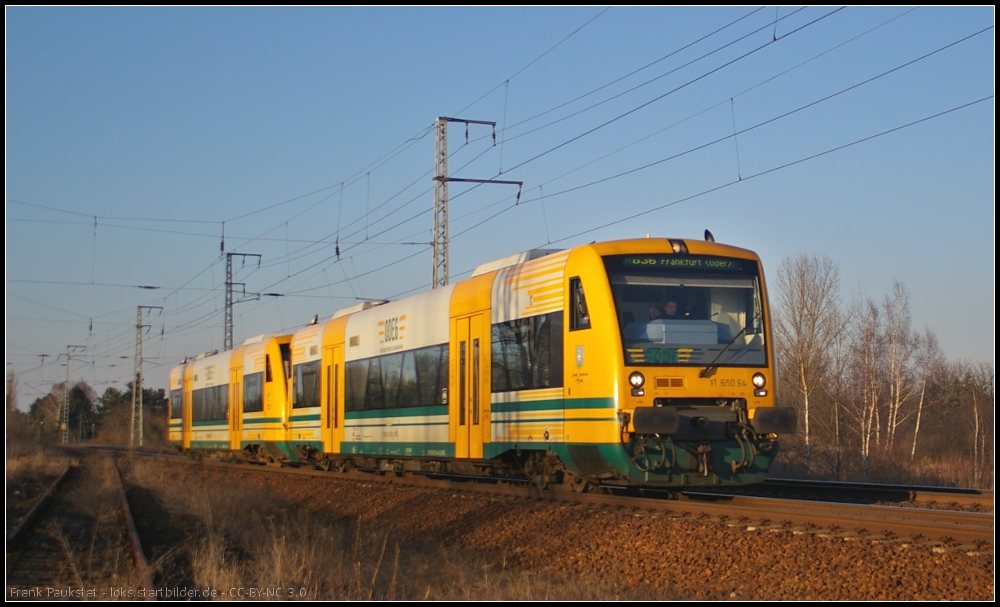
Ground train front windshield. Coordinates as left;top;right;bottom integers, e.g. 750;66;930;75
603;254;767;367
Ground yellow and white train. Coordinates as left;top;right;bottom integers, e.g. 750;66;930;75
169;235;796;488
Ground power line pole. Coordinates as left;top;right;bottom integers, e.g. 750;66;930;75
61;345;86;444
225;253;262;351
132;306;162;447
433;116;522;288
433;118;452;289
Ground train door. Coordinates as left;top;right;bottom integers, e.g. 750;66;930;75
453;313;487;459
322;344;344;454
182;371;192;450
230;368;242;450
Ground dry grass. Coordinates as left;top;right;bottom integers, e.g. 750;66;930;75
6;448;76;480
771;440;994;489
7;452;142;599
48;456;141;591
6;445;78;535
124;457;657;600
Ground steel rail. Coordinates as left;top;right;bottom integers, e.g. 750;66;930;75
6;464;74;549
758;478;994;509
114;462;157;600
157;454;993;549
70;446;993;549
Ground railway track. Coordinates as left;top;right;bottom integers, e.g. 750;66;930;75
681;478;994;511
52;447;992;601
66;445;995;553
111;448;991;551
5;453;153;600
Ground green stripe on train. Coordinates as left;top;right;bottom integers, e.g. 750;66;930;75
491;416;616;424
190;440;230;449
491;397;614;413
242;417;284;424
345;405;448;420
346;419;448;428
341;441;455;458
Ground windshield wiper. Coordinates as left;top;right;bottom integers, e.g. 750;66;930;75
699;325;747;378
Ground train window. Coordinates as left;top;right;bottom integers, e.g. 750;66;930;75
280;343;292;379
415;345;448;408
382;353;404;409
399;352;419;407
293;361;321;409
459;341;467;426
491;312;564;393
192;385;228;422
345;361;367;412
346;344;449;411
472;339;480;425
365;357;386;410
170;390;182;419
265;355;273;383
569;277;591;331
243;372;263;413
332;364;339;428
603;255;767;367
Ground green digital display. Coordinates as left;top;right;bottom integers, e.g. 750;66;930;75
620;255;743;270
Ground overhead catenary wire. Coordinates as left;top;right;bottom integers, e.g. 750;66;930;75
542;95;996;245
242;11;980;301
513;25;996;206
7;9;988;394
6;8;813;279
499;7;847;175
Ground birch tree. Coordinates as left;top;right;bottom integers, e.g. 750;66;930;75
883;282;918;452
847;296;882;479
968;362;994;489
774;254;842;476
820;316;851;479
909;329;943;461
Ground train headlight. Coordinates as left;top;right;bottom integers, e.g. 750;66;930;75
752;373;766;388
629;372;645;388
629;371;645;396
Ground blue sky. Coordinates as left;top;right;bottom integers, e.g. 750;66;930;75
6;7;994;410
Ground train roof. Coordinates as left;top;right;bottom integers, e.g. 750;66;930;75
332;299;390;320
471;248;564;277
468;237;757;281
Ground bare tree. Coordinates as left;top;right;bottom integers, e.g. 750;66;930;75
846;295;882;479
968;362;994;489
774;254;842;476
882;282;918;453
820;318;851;479
909;329;943;461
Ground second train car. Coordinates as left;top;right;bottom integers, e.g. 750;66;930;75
169;235;796;488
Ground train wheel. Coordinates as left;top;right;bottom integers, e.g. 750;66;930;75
555;471;590;493
533;473;549;491
524;454;550;490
